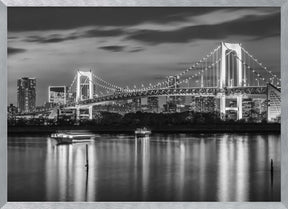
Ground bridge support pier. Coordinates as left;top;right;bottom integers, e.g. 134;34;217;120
88;106;93;120
237;96;243;120
220;94;226;120
219;94;243;120
76;107;80;120
76;106;93;120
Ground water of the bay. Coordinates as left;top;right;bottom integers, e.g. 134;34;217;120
8;132;280;201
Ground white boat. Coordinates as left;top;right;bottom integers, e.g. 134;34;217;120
51;132;96;144
135;127;151;137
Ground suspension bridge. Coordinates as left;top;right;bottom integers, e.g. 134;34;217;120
57;42;280;122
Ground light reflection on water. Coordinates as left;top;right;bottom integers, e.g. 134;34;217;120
8;133;280;201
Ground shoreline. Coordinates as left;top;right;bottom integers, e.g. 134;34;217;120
8;123;281;135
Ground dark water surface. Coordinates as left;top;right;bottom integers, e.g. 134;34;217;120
8;133;280;201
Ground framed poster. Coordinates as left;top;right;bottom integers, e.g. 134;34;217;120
0;0;288;209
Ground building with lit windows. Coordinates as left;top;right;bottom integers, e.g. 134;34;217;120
242;98;253;120
17;77;36;113
192;96;215;113
147;96;159;112
48;86;68;105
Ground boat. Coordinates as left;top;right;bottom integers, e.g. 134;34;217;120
135;127;151;137
51;131;96;144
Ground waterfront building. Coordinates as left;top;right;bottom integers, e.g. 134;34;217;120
44;102;58;109
48;86;67;105
17;77;36;113
177;104;190;112
8;104;18;118
251;98;267;122
193;96;215;113
132;98;141;112
164;101;177;113
147;96;159;113
58;109;77;121
242;98;253;121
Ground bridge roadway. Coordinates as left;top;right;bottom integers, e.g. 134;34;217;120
64;86;268;108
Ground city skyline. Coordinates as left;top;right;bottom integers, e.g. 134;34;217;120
8;7;280;106
7;8;282;202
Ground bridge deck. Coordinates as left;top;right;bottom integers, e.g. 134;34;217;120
64;86;269;108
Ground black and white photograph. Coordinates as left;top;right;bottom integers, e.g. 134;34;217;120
7;7;281;202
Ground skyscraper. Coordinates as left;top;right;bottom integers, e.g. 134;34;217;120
17;77;36;113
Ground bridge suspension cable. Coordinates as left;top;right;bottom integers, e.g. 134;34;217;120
195;49;234;88
67;74;77;93
230;52;270;86
92;74;124;90
175;45;221;79
139;49;233;91
158;50;233;89
133;45;222;92
240;46;281;82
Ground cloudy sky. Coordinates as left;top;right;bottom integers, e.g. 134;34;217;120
8;7;280;106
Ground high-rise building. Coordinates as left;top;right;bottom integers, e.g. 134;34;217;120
17;77;36;113
48;86;67;105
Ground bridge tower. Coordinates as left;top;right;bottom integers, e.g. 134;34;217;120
219;42;243;120
220;42;243;88
76;70;93;102
75;70;94;120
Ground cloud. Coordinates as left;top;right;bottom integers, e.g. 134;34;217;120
99;45;126;52
82;28;125;38
22;28;126;44
126;12;280;44
127;47;145;53
8;47;26;56
8;8;221;32
25;33;78;44
8;36;18;40
98;45;145;53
